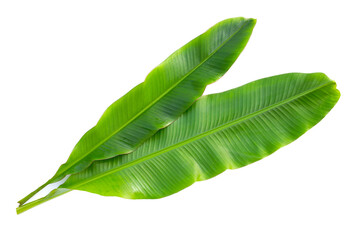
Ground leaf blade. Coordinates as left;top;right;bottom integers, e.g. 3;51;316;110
18;17;256;205
61;73;340;199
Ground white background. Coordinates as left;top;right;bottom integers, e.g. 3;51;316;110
1;0;359;239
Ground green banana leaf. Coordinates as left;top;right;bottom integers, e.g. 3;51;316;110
16;73;340;214
18;17;256;206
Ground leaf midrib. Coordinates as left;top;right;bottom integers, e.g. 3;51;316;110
58;19;251;176
68;81;333;188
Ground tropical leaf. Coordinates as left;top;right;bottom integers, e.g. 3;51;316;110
16;73;340;214
18;17;256;206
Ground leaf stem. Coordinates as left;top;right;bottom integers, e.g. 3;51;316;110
17;179;53;206
16;188;71;214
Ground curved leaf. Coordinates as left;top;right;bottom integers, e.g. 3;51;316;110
17;72;340;213
18;17;256;205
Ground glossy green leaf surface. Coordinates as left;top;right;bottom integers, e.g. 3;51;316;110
18;17;256;206
17;73;339;213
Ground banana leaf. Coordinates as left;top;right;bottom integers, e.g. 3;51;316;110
16;72;340;214
18;17;256;206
